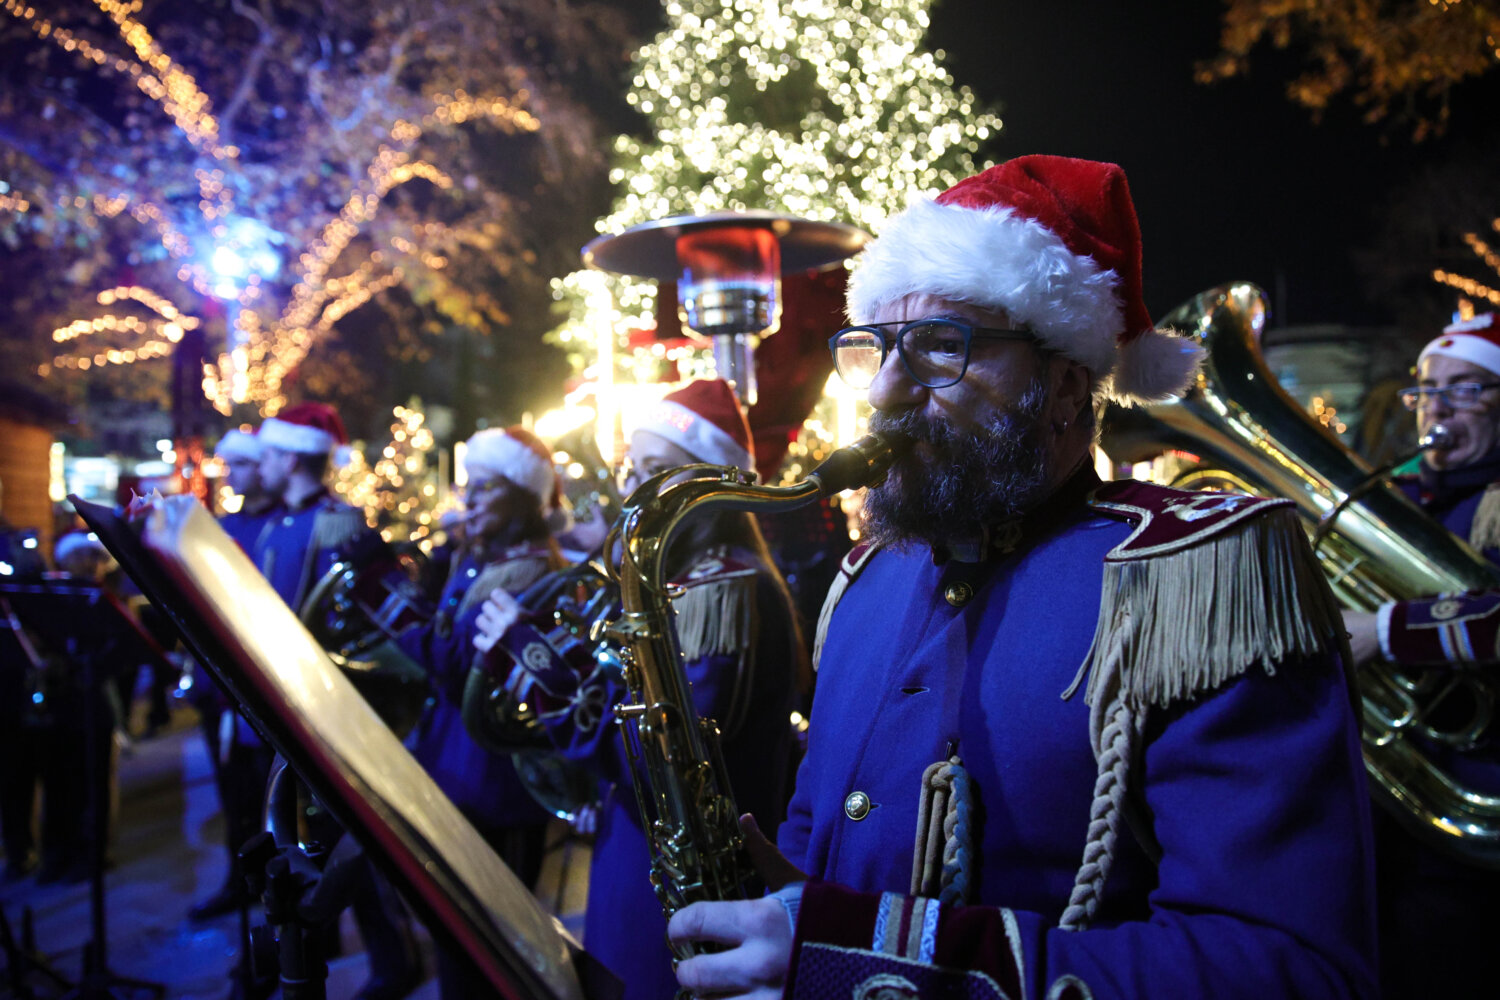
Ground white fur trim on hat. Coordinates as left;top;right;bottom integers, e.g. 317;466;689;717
847;198;1202;405
632;399;753;471
1420;317;1500;380
849;199;1124;377
259;417;337;456
1111;328;1205;404
214;428;262;462
463;430;556;510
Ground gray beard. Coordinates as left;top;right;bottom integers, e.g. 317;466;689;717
861;379;1052;550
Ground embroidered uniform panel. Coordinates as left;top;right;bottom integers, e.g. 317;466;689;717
792;943;1014;1000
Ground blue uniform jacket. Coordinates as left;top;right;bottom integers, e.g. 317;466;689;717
781;486;1378;999
395;551;552;837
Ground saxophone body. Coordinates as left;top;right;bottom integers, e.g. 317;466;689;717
1103;282;1500;868
602;433;907;956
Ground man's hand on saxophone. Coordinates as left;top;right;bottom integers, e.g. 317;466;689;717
668;814;806;1000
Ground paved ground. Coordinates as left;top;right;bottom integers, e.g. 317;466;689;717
0;710;591;1000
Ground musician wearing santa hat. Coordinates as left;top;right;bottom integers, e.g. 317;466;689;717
252;401;370;612
473;378;806;1000
1341;311;1500;998
213;426;273;555
665;156;1377;999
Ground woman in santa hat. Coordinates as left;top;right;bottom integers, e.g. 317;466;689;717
474;378;806;1000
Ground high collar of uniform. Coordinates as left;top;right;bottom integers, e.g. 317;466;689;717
931;460;1101;564
1419;447;1500;502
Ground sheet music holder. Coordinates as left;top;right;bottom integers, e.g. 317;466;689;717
71;494;611;1000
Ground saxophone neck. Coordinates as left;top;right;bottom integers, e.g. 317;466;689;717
807;431;912;496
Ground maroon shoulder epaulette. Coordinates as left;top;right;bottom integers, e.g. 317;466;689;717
840;540;878;575
1088;479;1292;562
671;548;758;589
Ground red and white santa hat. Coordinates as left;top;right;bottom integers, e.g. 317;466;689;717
632;378;754;471
463;426;560;511
259;402;353;466
214;427;262;462
847;154;1203;405
1419;313;1500;377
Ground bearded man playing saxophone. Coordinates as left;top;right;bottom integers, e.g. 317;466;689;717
1342;311;1500;998
665;155;1378;1000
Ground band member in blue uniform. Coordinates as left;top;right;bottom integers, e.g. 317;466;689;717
474;379;805;1000
1341;311;1500;997
215;427;274;554
664;155;1378;999
393;425;563;1000
252;402;369;611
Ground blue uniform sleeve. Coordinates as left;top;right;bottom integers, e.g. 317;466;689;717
789;658;1379;1000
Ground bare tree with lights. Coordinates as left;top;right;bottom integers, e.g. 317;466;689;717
1199;0;1500;140
0;0;630;456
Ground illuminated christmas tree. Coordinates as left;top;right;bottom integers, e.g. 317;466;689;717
549;0;1002;437
334;401;448;547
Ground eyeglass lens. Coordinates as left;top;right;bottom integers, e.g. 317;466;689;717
833;321;972;390
1399;383;1496;411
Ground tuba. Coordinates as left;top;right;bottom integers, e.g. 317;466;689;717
1102;282;1500;868
603;432;907;958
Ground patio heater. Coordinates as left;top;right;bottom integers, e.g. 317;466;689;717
582;210;866;406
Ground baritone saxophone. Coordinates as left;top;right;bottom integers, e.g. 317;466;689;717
601;432;908;958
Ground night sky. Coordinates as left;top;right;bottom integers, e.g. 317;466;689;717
924;1;1500;330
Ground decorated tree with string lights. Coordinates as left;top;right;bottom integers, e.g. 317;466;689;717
0;0;630;453
333;401;449;546
550;0;1001;406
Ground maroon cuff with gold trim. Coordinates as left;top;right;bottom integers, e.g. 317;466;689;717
1384;591;1500;667
786;881;1035;1000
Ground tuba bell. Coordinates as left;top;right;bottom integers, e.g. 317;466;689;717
1102;282;1500;869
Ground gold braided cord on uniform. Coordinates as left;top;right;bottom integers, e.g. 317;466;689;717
1058;505;1344;931
1469;483;1500;554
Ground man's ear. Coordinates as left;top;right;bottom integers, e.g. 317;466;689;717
1051;356;1092;422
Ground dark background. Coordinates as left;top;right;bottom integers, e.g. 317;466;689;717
921;1;1500;331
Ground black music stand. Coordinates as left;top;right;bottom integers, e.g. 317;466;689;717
69;495;619;1000
0;580;168;1000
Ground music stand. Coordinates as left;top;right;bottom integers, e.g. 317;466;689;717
69;495;617;1000
0;580;169;1000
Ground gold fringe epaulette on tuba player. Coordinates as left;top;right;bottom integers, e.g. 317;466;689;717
603;432;908;959
1103;282;1500;869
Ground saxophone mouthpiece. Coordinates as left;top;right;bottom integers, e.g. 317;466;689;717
1421;425;1454;451
808;432;913;495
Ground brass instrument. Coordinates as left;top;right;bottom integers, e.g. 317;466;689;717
461;563;619;823
604;432;907;957
1103;282;1500;868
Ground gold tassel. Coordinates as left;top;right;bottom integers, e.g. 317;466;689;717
455;556;551;616
1470;484;1500;553
672;573;757;663
309;505;368;556
1072;507;1343;712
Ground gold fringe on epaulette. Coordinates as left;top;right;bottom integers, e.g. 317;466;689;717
672;573;757;664
1071;507;1344;712
309;505;369;556
1470;484;1500;554
456;557;551;617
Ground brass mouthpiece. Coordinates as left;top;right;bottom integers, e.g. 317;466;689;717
807;432;912;496
1421;425;1454;452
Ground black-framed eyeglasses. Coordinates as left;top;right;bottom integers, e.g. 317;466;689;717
828;318;1034;390
1397;382;1500;411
